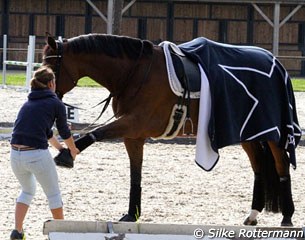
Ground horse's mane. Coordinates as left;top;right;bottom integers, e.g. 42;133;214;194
67;34;153;59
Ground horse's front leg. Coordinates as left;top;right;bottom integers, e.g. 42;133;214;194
119;137;145;222
74;117;139;151
73;118;146;222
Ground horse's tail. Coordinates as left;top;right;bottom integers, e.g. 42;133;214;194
261;142;281;213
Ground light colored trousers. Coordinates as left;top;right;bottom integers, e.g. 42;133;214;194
10;148;63;209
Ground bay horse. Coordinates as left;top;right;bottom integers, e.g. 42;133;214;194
42;34;301;226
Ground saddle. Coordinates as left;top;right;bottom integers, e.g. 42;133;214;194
169;45;201;92
157;44;201;138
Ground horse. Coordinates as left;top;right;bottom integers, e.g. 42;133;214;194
42;33;301;226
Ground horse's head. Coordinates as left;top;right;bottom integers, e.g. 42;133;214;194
42;35;77;99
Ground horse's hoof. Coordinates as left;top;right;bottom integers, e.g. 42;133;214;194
243;217;258;226
281;217;293;226
119;214;137;222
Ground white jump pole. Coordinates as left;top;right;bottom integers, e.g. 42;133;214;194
2;34;7;86
25;35;36;90
2;35;40;90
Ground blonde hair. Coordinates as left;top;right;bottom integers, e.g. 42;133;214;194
30;66;55;89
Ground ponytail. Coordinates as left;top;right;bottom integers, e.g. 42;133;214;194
31;66;55;90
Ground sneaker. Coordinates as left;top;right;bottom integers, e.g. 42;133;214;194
10;230;25;240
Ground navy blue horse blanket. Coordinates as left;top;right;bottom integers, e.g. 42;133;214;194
176;37;301;170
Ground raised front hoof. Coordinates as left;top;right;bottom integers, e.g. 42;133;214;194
119;214;137;222
281;217;293;227
243;217;258;226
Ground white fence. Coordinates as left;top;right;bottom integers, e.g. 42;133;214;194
2;34;42;90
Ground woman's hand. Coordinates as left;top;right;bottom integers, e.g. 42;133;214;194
63;136;80;160
69;147;80;160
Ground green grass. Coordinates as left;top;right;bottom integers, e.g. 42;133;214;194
77;77;101;87
1;73;305;91
291;78;305;92
0;74;100;87
1;73;26;86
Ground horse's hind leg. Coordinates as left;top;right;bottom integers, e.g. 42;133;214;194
242;141;265;226
267;141;294;226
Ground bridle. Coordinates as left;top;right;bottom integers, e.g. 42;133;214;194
43;40;77;99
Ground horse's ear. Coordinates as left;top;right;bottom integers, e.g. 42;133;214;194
45;33;57;51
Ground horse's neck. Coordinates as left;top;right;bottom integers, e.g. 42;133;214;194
81;55;131;93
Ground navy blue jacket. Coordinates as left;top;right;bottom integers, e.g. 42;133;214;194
11;89;71;149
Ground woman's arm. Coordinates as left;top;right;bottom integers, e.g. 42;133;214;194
48;135;64;151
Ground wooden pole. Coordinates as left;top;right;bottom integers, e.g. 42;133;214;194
107;0;124;35
107;0;114;34
273;3;280;56
112;0;124;35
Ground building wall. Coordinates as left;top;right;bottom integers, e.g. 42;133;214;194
1;0;304;76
